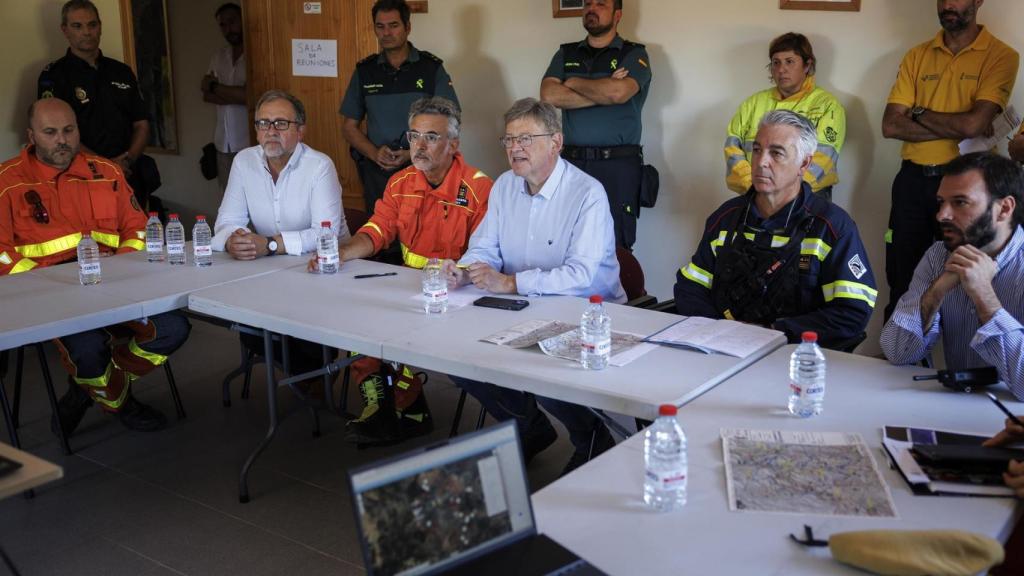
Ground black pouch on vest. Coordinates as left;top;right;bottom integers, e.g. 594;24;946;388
639;164;659;208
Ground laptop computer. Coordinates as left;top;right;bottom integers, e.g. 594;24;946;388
347;420;605;576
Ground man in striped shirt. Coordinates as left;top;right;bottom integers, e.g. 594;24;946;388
881;152;1024;401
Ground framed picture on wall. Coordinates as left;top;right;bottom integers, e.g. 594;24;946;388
553;0;585;19
780;0;861;11
118;0;178;153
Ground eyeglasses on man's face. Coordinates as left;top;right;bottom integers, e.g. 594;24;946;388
498;133;554;149
254;119;302;132
406;130;446;145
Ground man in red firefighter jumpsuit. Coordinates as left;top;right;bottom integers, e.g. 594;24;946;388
314;96;491;444
0;98;191;435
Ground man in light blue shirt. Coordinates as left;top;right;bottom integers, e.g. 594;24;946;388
444;98;625;476
881;152;1024;402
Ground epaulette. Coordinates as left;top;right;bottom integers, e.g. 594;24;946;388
418;50;443;64
357;53;379;66
621;39;646;50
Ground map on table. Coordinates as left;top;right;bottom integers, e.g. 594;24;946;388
722;428;897;518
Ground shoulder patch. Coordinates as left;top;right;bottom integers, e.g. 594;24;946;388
847;254;866;279
471;170;488;180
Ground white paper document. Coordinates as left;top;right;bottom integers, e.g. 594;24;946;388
481;319;652;366
959;104;1021;154
722;428;897;517
645;317;782;358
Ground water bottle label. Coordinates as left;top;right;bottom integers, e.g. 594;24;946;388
194;245;212;257
167;244;185;255
146;241;163;252
318;253;339;266
79;262;100;275
789;382;803;394
594;338;611;355
423;288;448;302
645;469;687;489
803;384;825;399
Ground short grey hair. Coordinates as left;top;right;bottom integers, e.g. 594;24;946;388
408;97;461;138
758;110;817;161
503;98;561;134
61;0;99;26
255;90;306;125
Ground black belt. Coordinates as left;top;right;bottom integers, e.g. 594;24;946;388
903;159;948;178
562;145;641;161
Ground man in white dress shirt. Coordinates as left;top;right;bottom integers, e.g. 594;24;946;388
213;89;347;375
201;2;248;191
444;97;626;476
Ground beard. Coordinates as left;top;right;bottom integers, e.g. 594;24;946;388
941;205;997;251
939;6;974;32
584;15;613;37
38;143;76;170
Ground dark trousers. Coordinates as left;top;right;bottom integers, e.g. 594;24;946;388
355;155;409;216
239;332;325;376
56;312;190;380
884;161;943;321
452;376;604;454
564;152;642;250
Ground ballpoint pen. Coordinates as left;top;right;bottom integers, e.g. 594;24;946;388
353;272;398;279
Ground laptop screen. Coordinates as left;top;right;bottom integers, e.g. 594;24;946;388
349;422;536;576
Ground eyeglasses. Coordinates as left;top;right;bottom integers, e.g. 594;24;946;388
498;133;554;149
24;190;49;224
406;130;445;145
254;119;302;131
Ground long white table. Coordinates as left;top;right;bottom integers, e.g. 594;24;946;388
532;346;1023;575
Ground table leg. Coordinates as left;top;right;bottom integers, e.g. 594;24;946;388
0;361;20;449
238;329;281;504
0;542;22;576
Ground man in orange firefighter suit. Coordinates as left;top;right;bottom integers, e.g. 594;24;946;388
0;98;191;435
313;96;491;445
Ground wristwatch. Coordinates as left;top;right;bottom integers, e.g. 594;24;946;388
911;106;927;123
265;237;278;256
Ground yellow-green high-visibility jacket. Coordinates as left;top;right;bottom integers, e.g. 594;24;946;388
724;76;846;194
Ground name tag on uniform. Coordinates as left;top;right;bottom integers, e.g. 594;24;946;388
455;184;469;207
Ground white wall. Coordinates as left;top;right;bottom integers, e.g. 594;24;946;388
409;0;1024;354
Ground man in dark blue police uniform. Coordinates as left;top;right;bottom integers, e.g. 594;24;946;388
675;111;877;350
340;0;459;216
38;0;158;209
541;0;652;250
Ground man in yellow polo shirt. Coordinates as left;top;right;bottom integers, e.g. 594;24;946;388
881;0;1018;320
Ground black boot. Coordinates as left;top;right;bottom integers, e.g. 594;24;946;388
51;379;93;438
117;396;168;432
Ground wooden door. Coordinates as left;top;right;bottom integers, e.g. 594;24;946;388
242;0;378;211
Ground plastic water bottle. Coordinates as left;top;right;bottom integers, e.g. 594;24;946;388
193;215;213;267
580;295;611;370
145;211;163;262
77;235;101;285
165;213;186;265
643;404;687;511
422;258;447;314
316;221;339;274
788;331;826;417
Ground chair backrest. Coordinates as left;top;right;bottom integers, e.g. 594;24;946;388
344;208;368;237
616;247;647;301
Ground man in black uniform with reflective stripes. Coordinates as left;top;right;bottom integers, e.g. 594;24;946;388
38;0;157;209
541;0;652;250
340;0;459;216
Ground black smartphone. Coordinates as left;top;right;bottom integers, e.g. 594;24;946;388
473;296;529;311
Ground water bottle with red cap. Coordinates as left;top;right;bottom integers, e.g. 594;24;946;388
788;331;826;417
580;294;611;370
643;404;687;511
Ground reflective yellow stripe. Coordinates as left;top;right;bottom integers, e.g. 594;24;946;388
800;238;832;262
723;309;735;320
400;243;429;270
360;221;383;239
822;280;878;307
75;364;112;388
9;257;38;274
16;232;82;258
91;230;120;249
121;238;145;252
93;377;131;410
680;262;713;289
885;229;893;244
128;339;168;366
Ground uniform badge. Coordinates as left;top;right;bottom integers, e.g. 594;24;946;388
799;254;811;271
416;78;424;89
638;58;649;68
455;184;469;207
41;90;54;98
825;127;838;144
848;254;866;279
610;59;618;70
75;86;89;104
